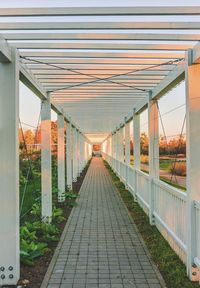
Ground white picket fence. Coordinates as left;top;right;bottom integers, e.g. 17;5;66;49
102;153;200;267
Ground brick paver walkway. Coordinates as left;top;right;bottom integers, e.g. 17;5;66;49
45;157;165;288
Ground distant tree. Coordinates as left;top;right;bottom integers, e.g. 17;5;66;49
159;136;167;155
35;121;58;144
140;132;148;155
19;128;35;145
130;139;133;155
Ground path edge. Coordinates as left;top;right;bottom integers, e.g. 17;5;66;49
104;161;167;288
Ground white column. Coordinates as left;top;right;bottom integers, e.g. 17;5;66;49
148;96;159;225
133;108;140;199
113;131;117;171
117;127;123;176
125;118;131;165
109;136;112;156
57;114;65;202
77;131;80;176
0;47;19;285
115;129;119;172
72;127;77;182
41;94;52;222
83;140;86;165
66;121;73;190
80;134;84;172
133;108;140;170
186;50;200;281
111;133;114;158
87;141;89;162
119;127;124;178
125;118;131;186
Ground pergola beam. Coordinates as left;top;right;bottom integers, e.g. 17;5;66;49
192;41;200;63
133;63;185;113
0;34;12;62
20;58;180;65
35;75;165;80
2;21;200;30
12;42;193;50
150;62;185;100
1;6;200;16
4;32;200;41
30;70;171;76
19;63;47;100
20;51;184;59
52;92;148;95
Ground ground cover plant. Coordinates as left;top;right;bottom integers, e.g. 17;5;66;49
104;160;199;288
18;149;91;287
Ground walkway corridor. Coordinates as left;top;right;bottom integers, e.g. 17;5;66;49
45;157;165;288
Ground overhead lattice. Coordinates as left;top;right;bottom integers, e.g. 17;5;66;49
1;6;200;142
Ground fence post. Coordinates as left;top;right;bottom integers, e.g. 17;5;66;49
0;47;20;285
133;108;140;199
186;49;200;281
148;93;159;225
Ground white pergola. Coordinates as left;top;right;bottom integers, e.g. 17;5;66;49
0;5;200;285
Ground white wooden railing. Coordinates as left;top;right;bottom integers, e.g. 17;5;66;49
102;153;192;265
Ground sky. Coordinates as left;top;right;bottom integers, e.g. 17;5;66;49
5;0;189;138
140;81;186;139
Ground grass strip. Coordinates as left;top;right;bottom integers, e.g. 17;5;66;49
104;160;199;288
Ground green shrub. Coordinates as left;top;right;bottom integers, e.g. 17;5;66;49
20;239;49;266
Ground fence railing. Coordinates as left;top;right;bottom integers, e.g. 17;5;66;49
102;152;192;265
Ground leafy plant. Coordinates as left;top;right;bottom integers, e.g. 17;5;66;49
30;203;41;218
52;206;65;223
25;221;60;242
20;220;60;265
65;190;78;207
65;191;78;200
20;239;49;266
20;171;27;186
20;225;37;242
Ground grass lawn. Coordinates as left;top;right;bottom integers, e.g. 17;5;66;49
104;160;198;288
159;160;172;171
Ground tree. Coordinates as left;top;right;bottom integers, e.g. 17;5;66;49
140;132;148;155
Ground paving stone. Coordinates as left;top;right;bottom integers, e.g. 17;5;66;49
46;158;165;287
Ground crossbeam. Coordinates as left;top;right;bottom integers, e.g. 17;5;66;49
2;22;200;30
4;32;200;41
0;34;12;62
20;51;185;59
1;6;200;16
11;42;193;50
